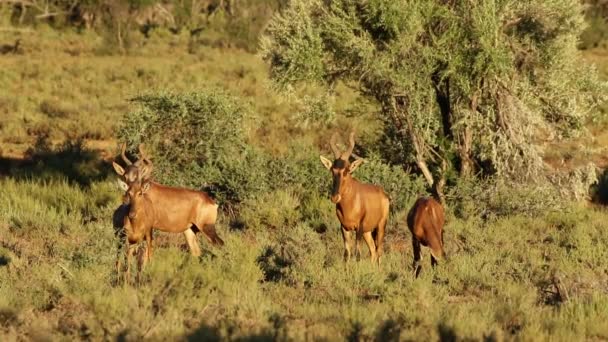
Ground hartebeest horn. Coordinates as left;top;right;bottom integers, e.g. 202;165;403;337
340;131;356;160
137;144;153;181
330;132;341;159
121;143;133;166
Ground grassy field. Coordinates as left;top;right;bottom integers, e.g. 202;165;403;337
2;24;608;341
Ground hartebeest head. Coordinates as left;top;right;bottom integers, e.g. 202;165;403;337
112;143;153;190
125;180;152;219
320;131;364;204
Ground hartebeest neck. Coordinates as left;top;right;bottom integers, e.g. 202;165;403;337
337;176;360;204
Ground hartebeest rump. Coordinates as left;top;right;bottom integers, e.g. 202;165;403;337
320;131;390;265
407;196;446;277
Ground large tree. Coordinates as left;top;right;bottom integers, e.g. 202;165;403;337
260;0;605;193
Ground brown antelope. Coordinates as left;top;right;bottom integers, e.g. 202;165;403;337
115;181;154;283
320;131;390;265
118;177;224;256
112;144;223;283
112;143;154;282
407;196;446;277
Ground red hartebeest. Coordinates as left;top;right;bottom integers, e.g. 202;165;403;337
320;131;390;265
112;143;153;283
407;196;446;277
112;144;223;283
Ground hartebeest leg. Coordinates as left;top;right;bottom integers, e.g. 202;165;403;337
412;238;422;278
376;218;387;264
341;226;355;262
125;243;137;284
362;231;378;265
145;230;154;264
355;228;363;261
184;228;202;256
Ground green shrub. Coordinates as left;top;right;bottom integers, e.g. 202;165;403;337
447;178;567;220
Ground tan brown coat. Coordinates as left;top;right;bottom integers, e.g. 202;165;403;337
407;197;445;277
320;132;390;264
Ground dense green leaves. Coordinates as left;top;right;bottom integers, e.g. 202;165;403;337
261;0;606;185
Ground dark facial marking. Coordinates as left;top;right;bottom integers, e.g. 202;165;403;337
332;159;347;169
332;173;342;196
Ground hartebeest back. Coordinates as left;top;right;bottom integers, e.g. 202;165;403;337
320;131;390;265
407;196;445;277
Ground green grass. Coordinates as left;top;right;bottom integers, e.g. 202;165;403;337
1;23;608;341
1;176;608;340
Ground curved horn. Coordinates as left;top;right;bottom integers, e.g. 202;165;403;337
120;143;133;165
137;144;153;181
138;144;150;163
329;132;341;159
340;131;355;160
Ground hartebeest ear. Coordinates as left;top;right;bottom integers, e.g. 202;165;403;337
348;158;364;174
320;155;333;170
116;179;129;191
112;161;125;176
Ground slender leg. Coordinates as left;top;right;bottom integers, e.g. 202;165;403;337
136;246;145;285
184;228;202;256
341;226;355;262
355;228;363;261
115;239;125;282
145;230;154;263
375;219;387;265
125;243;136;284
362;231;378;265
412;238;422;278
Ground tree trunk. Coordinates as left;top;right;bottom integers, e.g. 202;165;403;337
433;73;452;139
391;95;435;188
458;92;478;178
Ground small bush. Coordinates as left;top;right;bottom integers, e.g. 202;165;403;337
447;178;567;220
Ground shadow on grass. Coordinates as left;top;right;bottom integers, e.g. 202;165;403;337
591;168;608;205
187;314;287;342
0;134;111;187
0;255;9;267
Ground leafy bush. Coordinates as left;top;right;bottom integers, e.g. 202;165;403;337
117;90;251;203
447;178;567;220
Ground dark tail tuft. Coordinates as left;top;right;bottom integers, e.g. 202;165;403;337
202;224;225;246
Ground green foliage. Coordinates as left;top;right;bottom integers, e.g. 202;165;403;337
261;0;607;187
447;177;566;220
353;154;426;213
117;90;250;202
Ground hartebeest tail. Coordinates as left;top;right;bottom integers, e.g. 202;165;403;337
320;131;390;265
407;197;445;277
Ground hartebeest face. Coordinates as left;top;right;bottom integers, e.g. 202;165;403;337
112;143;153;191
320;132;363;203
321;157;364;203
126;181;151;220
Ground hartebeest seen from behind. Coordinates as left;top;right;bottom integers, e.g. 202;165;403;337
320;131;390;265
407;195;446;278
